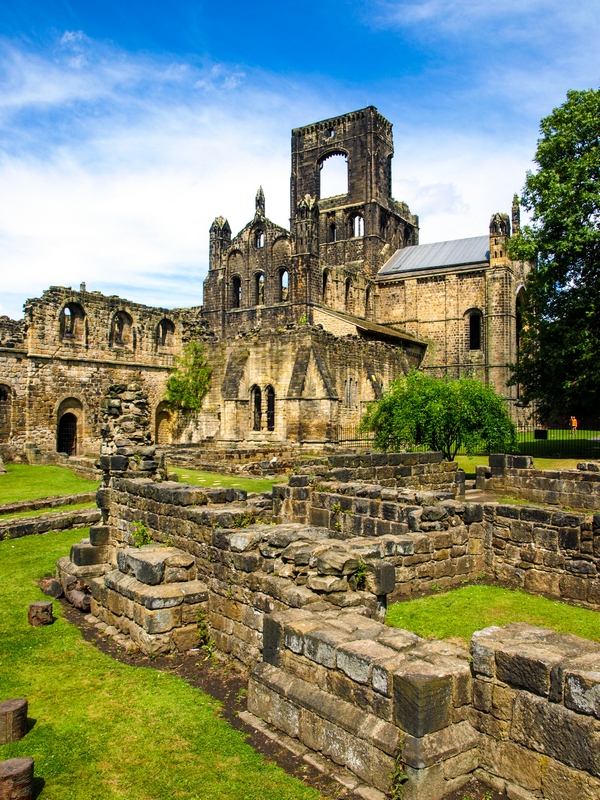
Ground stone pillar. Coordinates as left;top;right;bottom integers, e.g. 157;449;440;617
97;383;167;482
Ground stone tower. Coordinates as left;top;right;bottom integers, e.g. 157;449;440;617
290;106;419;314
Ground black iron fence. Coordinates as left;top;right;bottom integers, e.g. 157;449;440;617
337;423;600;460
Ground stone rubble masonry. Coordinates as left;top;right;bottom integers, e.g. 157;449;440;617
54;456;600;798
477;455;600;512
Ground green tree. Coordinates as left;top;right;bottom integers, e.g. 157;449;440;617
361;371;517;461
508;88;600;423
165;340;212;412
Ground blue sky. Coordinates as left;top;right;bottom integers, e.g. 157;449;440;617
1;0;599;319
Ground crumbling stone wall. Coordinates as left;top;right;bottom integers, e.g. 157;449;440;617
478;456;600;511
58;456;600;798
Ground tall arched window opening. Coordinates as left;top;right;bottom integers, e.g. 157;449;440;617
59;302;85;342
156;318;175;348
330;223;338;242
232;276;242;308
319;153;348;198
255;230;265;248
345;277;354;314
469;312;482;351
365;286;373;318
352;215;365;238
322;270;331;305
110;311;133;348
251;385;262;431
279;270;289;302
266;386;275;431
0;384;11;443
255;273;265;305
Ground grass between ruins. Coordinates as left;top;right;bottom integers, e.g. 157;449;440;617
0;463;100;504
386;584;600;644
0;528;320;800
172;467;286;494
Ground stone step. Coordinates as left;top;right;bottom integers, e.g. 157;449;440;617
70;541;111;567
116;546;196;585
95;570;208;609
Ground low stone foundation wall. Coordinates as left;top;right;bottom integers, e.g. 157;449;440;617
0;492;96;516
55;452;600;799
1;507;100;540
477;456;600;511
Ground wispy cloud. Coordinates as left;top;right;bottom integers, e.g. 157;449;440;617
0;25;581;319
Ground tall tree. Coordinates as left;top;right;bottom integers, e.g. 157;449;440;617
360;371;517;461
508;88;600;423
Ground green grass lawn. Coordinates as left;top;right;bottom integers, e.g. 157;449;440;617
0;464;100;505
386;584;600;644
0;502;96;521
0;529;321;800
173;467;286;494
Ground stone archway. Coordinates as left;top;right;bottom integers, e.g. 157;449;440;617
56;398;83;456
155;403;173;445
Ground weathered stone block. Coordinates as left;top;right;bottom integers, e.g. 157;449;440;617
393;662;453;736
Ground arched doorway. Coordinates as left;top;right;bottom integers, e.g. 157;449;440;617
155;403;173;444
0;384;11;443
57;413;78;455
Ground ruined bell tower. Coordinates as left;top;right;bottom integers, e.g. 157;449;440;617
290;106;419;316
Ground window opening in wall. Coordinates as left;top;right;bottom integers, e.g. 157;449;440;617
232;276;242;308
57;413;77;456
266;385;275;431
64;307;73;336
110;311;133;348
330;223;338;242
469;312;482;351
322;270;331;304
251;385;262;431
403;227;412;247
255;272;265;305
157;318;175;348
352;215;365;238
345;277;354;313
60;302;85;342
255;230;265;248
320;153;348;198
365;286;372;318
0;384;11;443
328;128;335;138
279;269;289;302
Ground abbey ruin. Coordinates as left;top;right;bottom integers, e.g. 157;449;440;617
0;106;529;461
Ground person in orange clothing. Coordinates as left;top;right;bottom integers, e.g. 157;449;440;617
570;415;578;434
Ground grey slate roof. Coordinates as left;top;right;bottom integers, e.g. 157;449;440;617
378;235;490;277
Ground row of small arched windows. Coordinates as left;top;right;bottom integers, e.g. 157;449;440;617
231;270;289;310
328;214;364;242
251;385;275;432
58;303;176;349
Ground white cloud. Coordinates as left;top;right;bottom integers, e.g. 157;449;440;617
0;30;567;319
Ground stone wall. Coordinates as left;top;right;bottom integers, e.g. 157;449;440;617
56;459;600;798
478;456;600;511
471;623;600;799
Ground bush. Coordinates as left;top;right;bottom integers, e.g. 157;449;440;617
361;371;517;461
165;340;212;412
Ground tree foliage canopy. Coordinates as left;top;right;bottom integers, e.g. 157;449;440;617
361;371;517;461
165;340;212;412
508;88;600;422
